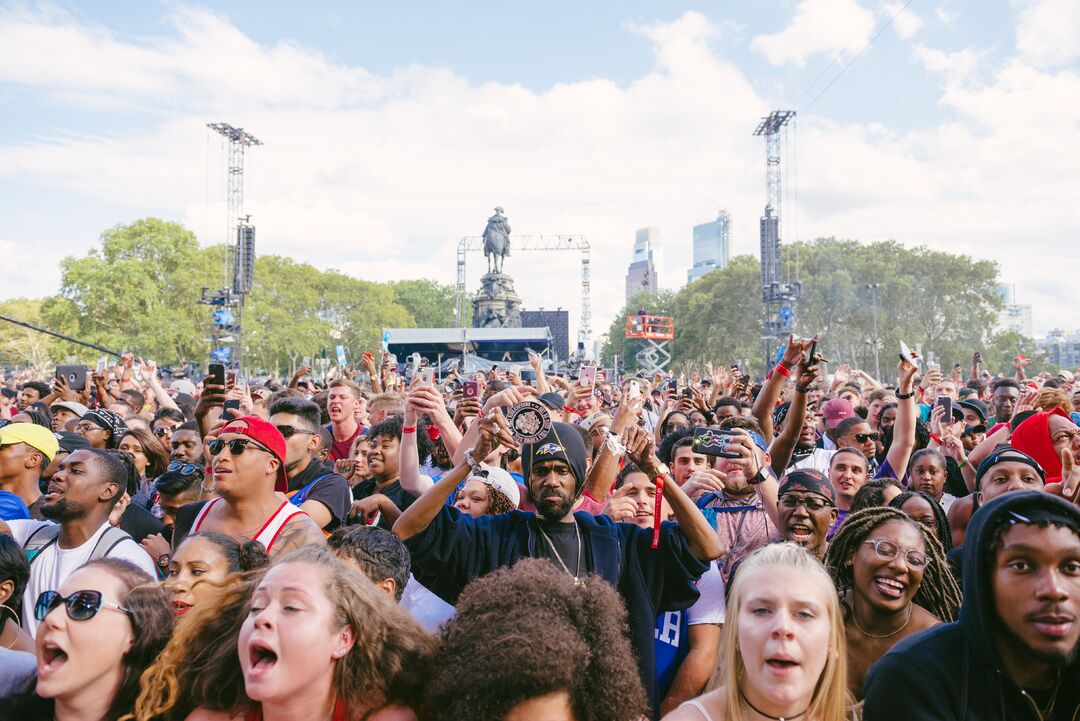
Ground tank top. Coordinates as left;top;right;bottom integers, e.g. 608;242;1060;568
245;698;347;721
680;699;716;721
190;497;307;552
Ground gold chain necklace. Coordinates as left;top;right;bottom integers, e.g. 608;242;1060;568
851;603;913;639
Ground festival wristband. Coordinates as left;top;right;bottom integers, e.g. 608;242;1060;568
652;471;669;549
402;426;417;434
774;363;791;378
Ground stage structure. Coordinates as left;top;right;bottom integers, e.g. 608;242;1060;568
753;110;801;368
200;123;261;374
625;314;674;376
455;235;591;348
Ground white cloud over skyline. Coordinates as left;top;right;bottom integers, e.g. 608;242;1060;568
0;3;1078;345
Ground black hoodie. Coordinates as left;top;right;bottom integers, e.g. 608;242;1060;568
863;491;1080;720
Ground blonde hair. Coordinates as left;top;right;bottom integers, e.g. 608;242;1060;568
712;543;850;721
1038;387;1071;416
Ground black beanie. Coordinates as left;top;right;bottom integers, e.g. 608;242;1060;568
522;421;588;493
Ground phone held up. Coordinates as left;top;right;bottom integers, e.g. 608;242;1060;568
208;363;226;389
462;380;480;400
55;365;87;392
936;395;953;425
691;427;741;459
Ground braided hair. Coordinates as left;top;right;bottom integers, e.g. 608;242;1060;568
825;506;961;623
889;491;953;552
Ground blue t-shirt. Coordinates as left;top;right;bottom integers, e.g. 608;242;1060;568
654;609;689;700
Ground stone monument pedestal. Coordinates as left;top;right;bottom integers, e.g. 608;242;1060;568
473;272;523;328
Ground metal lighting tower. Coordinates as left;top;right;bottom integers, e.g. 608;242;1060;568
204;123;262;374
753;110;801;367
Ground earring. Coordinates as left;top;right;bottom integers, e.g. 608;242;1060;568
0;603;21;650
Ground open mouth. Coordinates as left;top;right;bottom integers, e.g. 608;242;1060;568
765;656;799;673
874;575;907;599
787;524;814;542
172;600;193;616
40;641;69;674
248;641;278;675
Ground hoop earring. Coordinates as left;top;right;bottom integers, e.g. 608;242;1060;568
0;603;21;649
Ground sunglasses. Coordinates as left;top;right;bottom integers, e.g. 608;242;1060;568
275;425;316;440
166;461;202;475
153;426;177;438
778;494;833;512
35;590;129;622
207;438;272;457
852;432;880;443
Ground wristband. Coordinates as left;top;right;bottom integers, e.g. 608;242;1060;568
958;458;968;468
402;426;417;434
795;382;810;394
896;390;915;400
929;432;943;445
774;363;791;378
651;466;671;550
749;466;774;486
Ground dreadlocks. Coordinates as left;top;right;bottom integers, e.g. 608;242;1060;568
825;506;961;623
889;491;953;553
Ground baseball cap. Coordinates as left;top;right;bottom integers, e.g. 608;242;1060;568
467;464;521;508
957;399;988;423
50;401;89;418
55;431;91;453
217;416;289;493
580;412;613;433
0;422;60;461
169;379;197;395
537;392;566;411
822;398;857;430
1059;370;1075;382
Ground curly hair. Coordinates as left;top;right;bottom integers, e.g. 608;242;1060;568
132;545;436;721
422;558;649;721
889;491;953;552
825;506;961;623
849;478;904;514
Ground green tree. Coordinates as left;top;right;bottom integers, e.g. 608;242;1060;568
0;298;56;369
42;219;215;364
316;272;414;357
391;279;464;327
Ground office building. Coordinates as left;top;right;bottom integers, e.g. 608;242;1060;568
1038;329;1080;370
626;227;661;303
688;210;731;283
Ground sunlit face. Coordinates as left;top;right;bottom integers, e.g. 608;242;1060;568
35;566;133;703
210;432;278;498
978;459;1045;504
117;434;149;477
165;536;233;616
837;422;876;461
778;492;836;554
671;445;708;486
829;451;868;509
737;566;834;716
239;562;353;705
620;471;671;529
1048;414;1080;465
366;434;401;481
454;479;492;517
909;455;947;501
326;387;358;424
992;386;1020;421
851;520;926;614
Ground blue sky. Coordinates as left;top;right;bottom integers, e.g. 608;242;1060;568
1;0;1078;345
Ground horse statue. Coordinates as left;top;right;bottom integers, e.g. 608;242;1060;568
482;206;511;274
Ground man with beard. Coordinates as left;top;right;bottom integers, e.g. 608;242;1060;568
863;491;1080;720
168;421;204;464
394;415;723;715
0;448;156;635
775;469;837;561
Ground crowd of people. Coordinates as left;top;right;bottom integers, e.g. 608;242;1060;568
0;340;1079;720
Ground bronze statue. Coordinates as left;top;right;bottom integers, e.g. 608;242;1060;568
482;206;511;274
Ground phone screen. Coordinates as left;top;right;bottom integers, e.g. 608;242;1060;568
936;396;953;423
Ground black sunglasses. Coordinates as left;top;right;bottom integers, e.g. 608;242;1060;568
208;438;272;457
166;461;202;475
35;590;129;622
853;432;880;443
275;424;316;439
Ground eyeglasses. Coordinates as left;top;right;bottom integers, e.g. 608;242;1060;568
275;425;316;440
863;538;930;569
207;438;272;457
35;590;129;622
153;426;178;438
778;494;833;512
75;422;104;434
852;432;880;443
166;461;202;475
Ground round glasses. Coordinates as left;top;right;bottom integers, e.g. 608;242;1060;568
778;494;833;512
863;538;930;569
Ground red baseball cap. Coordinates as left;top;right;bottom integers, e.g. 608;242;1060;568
218;416;289;493
822;398;857;430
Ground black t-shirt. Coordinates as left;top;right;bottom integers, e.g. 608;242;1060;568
352;478;417;530
119;503;163;543
535;517;583;578
287;460;352;531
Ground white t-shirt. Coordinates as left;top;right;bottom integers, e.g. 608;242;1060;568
400;574;456;633
687;561;727;626
787;448;836;476
7;520;156;636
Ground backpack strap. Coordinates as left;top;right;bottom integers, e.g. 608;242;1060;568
23;523;61;564
288;473;332;507
88;526;133;562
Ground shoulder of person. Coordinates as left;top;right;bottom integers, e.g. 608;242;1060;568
368;706;420;721
184;708;243;721
4;518;53;544
660;690;726;721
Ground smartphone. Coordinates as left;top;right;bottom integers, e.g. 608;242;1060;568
807;339;818;367
411;353;422;369
628;380;641;399
899;341;919;367
928;361;941;373
302;356;311;366
936;396;953;423
226;370;237;388
336;345;348;367
691;428;740;458
96;357;107;373
419;368;434;387
681;387;694;399
55;365;87;391
223;399;241;421
462;380;480;400
579;365;596;387
208;363;226;389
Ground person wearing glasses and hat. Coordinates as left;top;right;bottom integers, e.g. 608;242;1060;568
394;414;724;716
776;469;838;561
170;416;323;556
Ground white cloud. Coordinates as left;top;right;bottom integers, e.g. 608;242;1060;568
0;5;1078;343
934;6;958;26
751;0;876;67
884;2;924;40
1015;0;1080;68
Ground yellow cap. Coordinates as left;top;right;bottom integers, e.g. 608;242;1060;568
0;422;60;461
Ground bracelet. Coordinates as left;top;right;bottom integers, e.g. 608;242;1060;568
794;382;810;394
463;448;483;475
896;390;915;400
402;426;417;434
774;363;791;378
958;458;968;468
749;466;774;486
